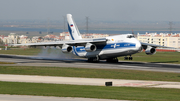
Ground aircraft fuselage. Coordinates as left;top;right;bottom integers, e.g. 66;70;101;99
72;34;141;60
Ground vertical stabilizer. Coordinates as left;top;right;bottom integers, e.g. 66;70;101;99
67;14;82;40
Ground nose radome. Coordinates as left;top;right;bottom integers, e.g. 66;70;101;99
136;40;142;49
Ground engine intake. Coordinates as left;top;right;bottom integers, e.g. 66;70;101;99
145;47;156;55
85;43;97;52
61;44;72;53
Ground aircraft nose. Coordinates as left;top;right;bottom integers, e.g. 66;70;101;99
136;40;142;50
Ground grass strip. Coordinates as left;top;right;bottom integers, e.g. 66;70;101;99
0;81;180;101
0;62;15;64
118;52;180;64
0;66;180;82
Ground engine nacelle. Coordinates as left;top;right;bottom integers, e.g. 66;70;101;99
85;43;97;52
61;44;72;53
145;47;156;55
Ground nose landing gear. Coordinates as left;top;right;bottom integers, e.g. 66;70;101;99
124;56;133;60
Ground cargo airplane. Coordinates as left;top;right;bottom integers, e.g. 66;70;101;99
14;14;169;62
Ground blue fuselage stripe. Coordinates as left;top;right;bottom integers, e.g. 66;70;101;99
74;42;136;53
73;46;79;56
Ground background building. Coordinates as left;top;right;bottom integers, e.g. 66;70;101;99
137;33;180;48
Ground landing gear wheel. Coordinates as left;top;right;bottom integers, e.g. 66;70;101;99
124;56;133;60
106;57;118;63
124;57;128;60
129;57;133;60
87;57;99;63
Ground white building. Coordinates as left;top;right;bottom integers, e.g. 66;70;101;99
0;33;31;45
137;33;180;48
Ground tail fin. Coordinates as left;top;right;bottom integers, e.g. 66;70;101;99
67;14;82;40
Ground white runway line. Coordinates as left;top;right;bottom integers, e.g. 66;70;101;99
0;74;180;89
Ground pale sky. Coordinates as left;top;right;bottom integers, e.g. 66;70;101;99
0;0;180;22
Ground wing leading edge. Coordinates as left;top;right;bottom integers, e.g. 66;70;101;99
141;42;173;48
13;38;107;47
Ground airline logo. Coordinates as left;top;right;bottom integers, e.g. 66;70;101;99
70;24;73;27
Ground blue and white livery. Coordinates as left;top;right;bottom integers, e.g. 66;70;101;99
13;14;170;62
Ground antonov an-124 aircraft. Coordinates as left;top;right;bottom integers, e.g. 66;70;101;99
14;14;170;62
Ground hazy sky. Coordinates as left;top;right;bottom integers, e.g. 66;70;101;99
0;0;180;22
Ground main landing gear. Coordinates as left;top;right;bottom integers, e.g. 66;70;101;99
124;56;133;60
106;57;118;63
87;55;99;62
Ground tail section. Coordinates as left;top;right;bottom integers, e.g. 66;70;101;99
67;14;82;40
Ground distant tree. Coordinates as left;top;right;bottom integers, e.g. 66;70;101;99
0;38;4;46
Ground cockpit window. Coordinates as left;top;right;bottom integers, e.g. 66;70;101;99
127;35;135;38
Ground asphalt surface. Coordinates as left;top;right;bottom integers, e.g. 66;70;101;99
0;54;180;73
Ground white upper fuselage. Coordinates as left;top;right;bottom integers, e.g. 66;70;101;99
72;34;141;59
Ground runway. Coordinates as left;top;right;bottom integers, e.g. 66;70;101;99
0;54;180;73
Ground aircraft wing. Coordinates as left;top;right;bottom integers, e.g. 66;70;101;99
13;38;107;47
141;42;173;48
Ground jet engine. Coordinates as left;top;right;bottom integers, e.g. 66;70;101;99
61;44;72;53
85;43;97;52
145;46;156;55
